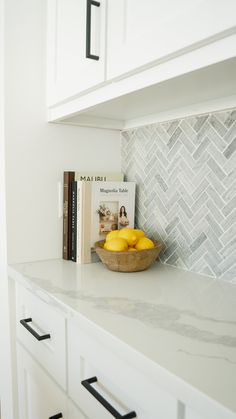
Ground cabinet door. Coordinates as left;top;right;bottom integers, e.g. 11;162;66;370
17;345;67;419
107;0;236;79
67;399;87;419
47;0;106;106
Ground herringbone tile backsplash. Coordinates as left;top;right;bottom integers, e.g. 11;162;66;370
121;109;236;282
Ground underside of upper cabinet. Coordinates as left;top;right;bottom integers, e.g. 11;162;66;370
48;55;236;130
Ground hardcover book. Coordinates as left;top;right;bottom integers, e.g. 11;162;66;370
76;181;136;264
63;171;124;260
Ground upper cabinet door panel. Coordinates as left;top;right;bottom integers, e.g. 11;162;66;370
47;0;106;106
106;0;236;79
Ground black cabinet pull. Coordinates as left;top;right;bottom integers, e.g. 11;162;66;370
81;376;136;419
86;0;100;60
49;414;63;419
20;318;51;341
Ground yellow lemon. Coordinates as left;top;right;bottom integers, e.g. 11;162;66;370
128;247;137;252
105;230;119;242
105;237;128;252
132;229;145;240
118;228;138;247
135;237;155;250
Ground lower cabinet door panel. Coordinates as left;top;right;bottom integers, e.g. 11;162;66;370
68;320;178;419
67;399;88;419
17;344;67;419
185;407;204;419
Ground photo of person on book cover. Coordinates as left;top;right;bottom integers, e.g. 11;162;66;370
97;201;118;238
118;205;129;228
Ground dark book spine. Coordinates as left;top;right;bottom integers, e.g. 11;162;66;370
71;181;77;262
63;172;70;260
68;172;75;259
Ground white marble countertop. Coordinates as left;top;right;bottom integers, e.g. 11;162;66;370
8;259;236;417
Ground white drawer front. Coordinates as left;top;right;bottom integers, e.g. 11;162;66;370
16;283;66;390
68;319;178;419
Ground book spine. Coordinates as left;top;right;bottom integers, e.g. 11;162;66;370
71;181;77;262
76;182;82;264
82;181;92;264
68;172;75;259
62;172;70;259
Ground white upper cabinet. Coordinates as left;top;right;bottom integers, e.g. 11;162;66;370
47;0;236;128
106;0;236;79
47;0;106;106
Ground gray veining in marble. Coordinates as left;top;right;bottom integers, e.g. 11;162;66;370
21;274;236;350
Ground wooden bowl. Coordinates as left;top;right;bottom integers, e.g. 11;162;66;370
95;239;163;272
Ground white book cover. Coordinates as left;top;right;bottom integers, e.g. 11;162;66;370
77;181;136;263
74;172;124;182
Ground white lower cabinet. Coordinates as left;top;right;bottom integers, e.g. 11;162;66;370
14;280;233;419
17;344;67;419
68;319;178;419
67;399;88;419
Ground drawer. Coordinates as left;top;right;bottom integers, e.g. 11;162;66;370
68;318;178;419
16;283;66;390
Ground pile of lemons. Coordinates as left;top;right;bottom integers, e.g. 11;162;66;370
103;228;155;252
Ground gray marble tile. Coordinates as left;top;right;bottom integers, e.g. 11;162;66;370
190;233;207;252
122;108;236;282
224;137;236;159
209;115;228;137
193;136;210;160
207;157;226;181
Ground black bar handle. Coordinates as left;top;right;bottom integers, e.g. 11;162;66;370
81;376;136;419
49;414;63;419
86;0;100;60
20;318;51;341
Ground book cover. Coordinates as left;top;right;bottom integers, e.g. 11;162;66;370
77;181;136;264
63;171;123;260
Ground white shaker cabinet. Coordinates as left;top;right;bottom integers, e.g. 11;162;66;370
47;0;236;127
47;0;106;107
17;345;67;419
106;0;236;79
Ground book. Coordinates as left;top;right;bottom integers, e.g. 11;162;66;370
71;181;77;262
63;171;124;260
76;181;136;264
63;172;75;259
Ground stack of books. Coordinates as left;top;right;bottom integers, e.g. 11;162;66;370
63;171;136;263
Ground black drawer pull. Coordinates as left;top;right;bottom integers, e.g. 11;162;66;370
81;376;136;419
49;414;63;419
86;0;100;60
20;318;51;341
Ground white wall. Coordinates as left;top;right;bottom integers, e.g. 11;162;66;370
5;0;121;264
0;0;15;417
